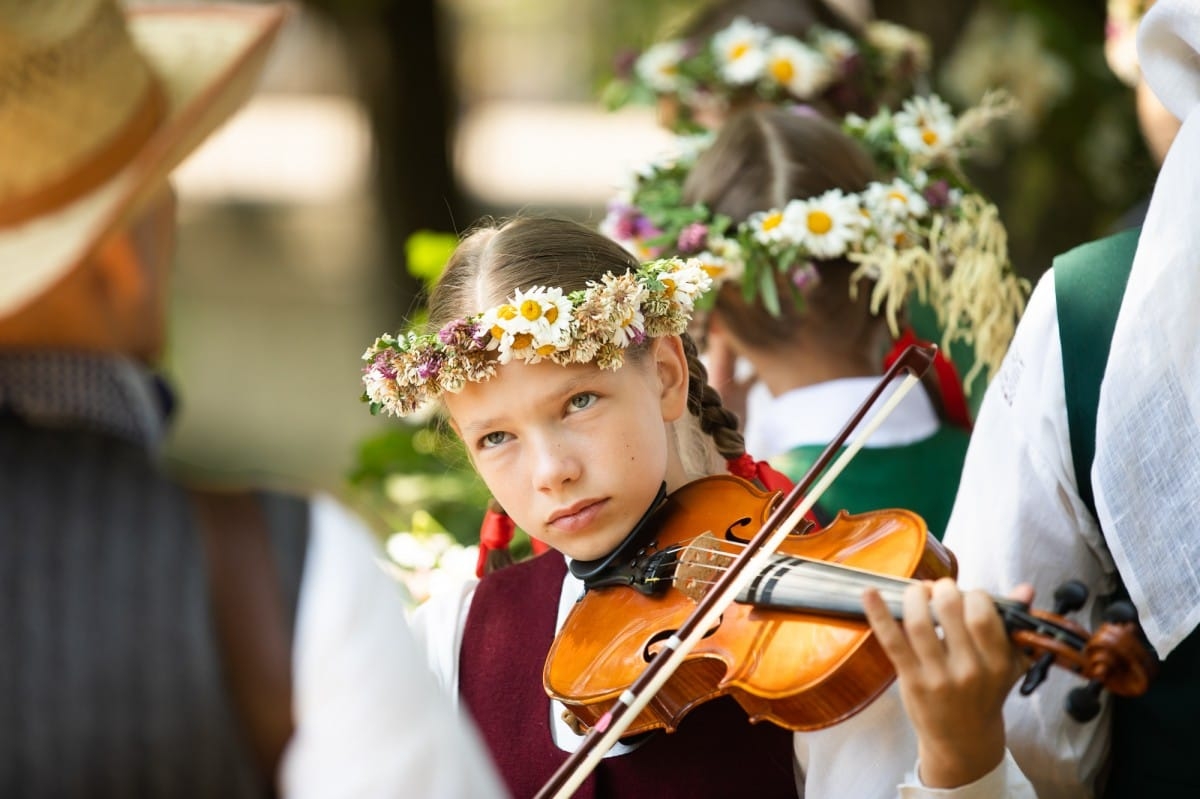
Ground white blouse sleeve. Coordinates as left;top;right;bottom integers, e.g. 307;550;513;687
280;494;504;798
793;683;918;796
900;752;1036;799
794;683;1036;798
408;575;479;706
942;273;1117;799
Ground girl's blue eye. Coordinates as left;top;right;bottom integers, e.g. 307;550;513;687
480;431;510;449
568;392;597;411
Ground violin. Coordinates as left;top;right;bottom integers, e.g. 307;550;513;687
545;474;1156;736
534;345;1157;799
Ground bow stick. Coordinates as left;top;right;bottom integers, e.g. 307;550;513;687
534;344;935;799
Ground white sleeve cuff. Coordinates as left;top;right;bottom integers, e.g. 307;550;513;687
900;750;1037;799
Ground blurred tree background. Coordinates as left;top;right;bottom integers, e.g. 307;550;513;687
162;0;1158;584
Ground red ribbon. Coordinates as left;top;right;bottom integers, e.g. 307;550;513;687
475;507;550;578
884;327;972;431
476;507;515;578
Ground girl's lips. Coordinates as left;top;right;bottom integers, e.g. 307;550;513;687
548;499;607;533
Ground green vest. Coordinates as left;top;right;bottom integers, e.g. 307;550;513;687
1055;228;1200;799
769;426;969;540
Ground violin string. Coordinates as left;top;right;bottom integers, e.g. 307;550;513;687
676;571;911;605
667;549;1077;641
665;541;926;612
670;541;918;592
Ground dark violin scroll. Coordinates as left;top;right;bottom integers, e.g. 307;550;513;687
1005;581;1158;722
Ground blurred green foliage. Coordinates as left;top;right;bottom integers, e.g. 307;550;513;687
347;421;485;542
347;422;535;558
405;230;460;288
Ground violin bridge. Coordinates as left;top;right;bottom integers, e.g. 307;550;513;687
674;531;736;602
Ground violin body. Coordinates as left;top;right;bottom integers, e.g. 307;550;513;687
543;474;956;735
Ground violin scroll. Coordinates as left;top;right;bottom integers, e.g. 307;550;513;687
1007;582;1157;722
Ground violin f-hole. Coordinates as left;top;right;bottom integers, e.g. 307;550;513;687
643;618;722;662
724;517;753;544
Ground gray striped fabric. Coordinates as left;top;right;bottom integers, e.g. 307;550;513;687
0;354;306;798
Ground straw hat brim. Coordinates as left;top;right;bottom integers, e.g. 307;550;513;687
0;3;289;319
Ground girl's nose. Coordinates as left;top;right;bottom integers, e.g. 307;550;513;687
532;437;582;492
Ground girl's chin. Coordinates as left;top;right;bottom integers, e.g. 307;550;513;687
559;535;626;564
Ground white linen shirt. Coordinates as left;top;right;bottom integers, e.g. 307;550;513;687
943;271;1117;798
280;494;506;798
412;557;1033;797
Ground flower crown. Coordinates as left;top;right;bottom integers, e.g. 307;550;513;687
604;16;931;132
362;258;714;417
600;91;1027;387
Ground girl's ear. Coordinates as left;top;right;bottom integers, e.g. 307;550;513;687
654;335;690;423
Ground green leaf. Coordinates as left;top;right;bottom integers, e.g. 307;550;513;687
758;266;781;317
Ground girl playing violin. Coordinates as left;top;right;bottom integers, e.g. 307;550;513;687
363;216;1034;797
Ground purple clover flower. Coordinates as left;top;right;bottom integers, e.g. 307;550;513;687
923;180;952;209
438;319;468;346
676;222;709;254
438;318;489;351
415;352;444;381
791;262;821;291
368;350;398;380
633;215;661;240
469;322;490;350
607;204;641;240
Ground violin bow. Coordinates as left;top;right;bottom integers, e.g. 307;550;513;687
534;345;935;799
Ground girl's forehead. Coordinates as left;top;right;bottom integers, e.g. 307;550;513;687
445;357;642;424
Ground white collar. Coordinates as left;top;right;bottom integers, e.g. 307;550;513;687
742;376;940;460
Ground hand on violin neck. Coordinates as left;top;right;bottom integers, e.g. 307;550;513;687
863;579;1032;790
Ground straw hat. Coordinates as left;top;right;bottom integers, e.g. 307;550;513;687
0;0;289;318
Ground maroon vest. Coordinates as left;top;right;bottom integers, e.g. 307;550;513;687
459;552;798;799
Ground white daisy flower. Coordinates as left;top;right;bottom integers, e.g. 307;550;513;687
712;17;770;85
659;257;714;311
478;293;557;364
509;287;573;360
479;302;521;342
748;208;790;246
783;189;864;259
893;94;957;156
864;178;929;221
636;40;688;93
764;36;835;98
610;306;646;348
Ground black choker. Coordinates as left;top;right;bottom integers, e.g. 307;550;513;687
569;483;680;595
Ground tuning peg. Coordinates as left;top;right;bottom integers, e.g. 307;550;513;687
1052;580;1089;615
1020;652;1055;696
1103;600;1137;625
1066;680;1104;722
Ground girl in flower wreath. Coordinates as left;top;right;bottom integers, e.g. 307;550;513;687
613;105;1026;540
362;215;1035;797
606;4;1010;430
609;0;931;133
